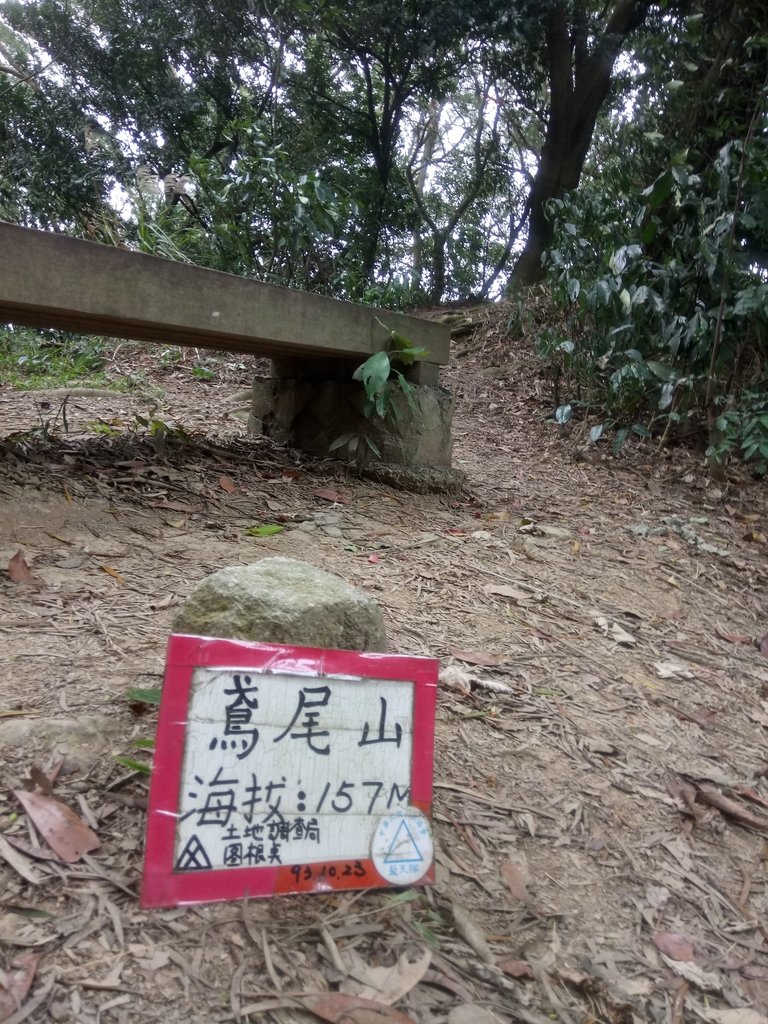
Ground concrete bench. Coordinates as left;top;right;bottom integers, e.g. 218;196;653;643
0;222;454;472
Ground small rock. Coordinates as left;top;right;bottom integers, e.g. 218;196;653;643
173;556;387;651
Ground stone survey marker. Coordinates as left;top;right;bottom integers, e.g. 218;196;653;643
141;635;439;907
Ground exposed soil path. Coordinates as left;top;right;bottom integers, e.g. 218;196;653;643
1;322;767;1024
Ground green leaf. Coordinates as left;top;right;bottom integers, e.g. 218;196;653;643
133;738;156;749
613;427;630;454
126;687;161;705
329;432;358;451
391;345;428;367
643;169;674;210
2;905;55;921
595;280;611;306
389;331;413;351
244;524;284;537
567;278;580;301
646;361;676;382
354;351;391;399
115;757;152;775
589;424;604;443
555;404;572;425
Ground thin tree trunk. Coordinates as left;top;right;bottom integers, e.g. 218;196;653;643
412;100;441;289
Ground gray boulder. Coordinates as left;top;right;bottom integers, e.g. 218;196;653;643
172;556;387;651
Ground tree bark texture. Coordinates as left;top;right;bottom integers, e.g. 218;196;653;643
509;0;651;288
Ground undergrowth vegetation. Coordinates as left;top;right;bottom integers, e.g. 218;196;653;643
0;326;112;389
539;137;768;473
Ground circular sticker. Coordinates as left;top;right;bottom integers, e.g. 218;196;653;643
371;811;433;884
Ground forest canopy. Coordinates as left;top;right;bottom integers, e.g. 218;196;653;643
1;0;767;467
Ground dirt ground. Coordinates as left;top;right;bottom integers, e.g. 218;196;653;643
1;315;768;1024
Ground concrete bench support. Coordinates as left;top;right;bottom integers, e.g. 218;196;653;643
250;358;454;469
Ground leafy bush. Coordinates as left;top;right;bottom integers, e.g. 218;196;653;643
331;320;428;460
540;133;768;463
0;326;109;388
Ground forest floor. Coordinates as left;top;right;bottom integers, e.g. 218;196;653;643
1;307;768;1024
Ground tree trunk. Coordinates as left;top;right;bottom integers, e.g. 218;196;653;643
429;231;447;305
412;100;441;290
509;0;651;289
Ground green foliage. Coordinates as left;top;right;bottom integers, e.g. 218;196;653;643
0;326;108;389
331;321;427;459
0;0;530;301
114;757;152;775
133;413;191;455
540;122;768;459
191;363;216;381
354;321;426;419
125;687;161;705
244;524;284;537
708;391;768;476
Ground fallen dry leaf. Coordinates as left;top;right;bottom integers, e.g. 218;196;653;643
0;952;39;1021
451;901;495;965
448;648;507;667
654;660;694;679
339;947;431;1004
151;498;202;513
99;565;125;584
735;786;768;810
447;1006;505;1024
666;773;704;821
594;616;637;646
299;992;417;1024
658;953;722;992
759;635;768;660
697;783;768;833
13;789;101;863
700;1010;768;1024
472;676;513;694
8;550;35;584
313;488;349;504
497;958;535;979
654;931;696;962
482;583;530;602
584;737;618;755
500;860;531;903
715;623;753;644
519;523;570;540
439;665;473;696
218;475;237;493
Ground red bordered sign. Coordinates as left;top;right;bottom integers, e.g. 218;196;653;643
141;635;438;908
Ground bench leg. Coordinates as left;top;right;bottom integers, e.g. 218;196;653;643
248;358;455;471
